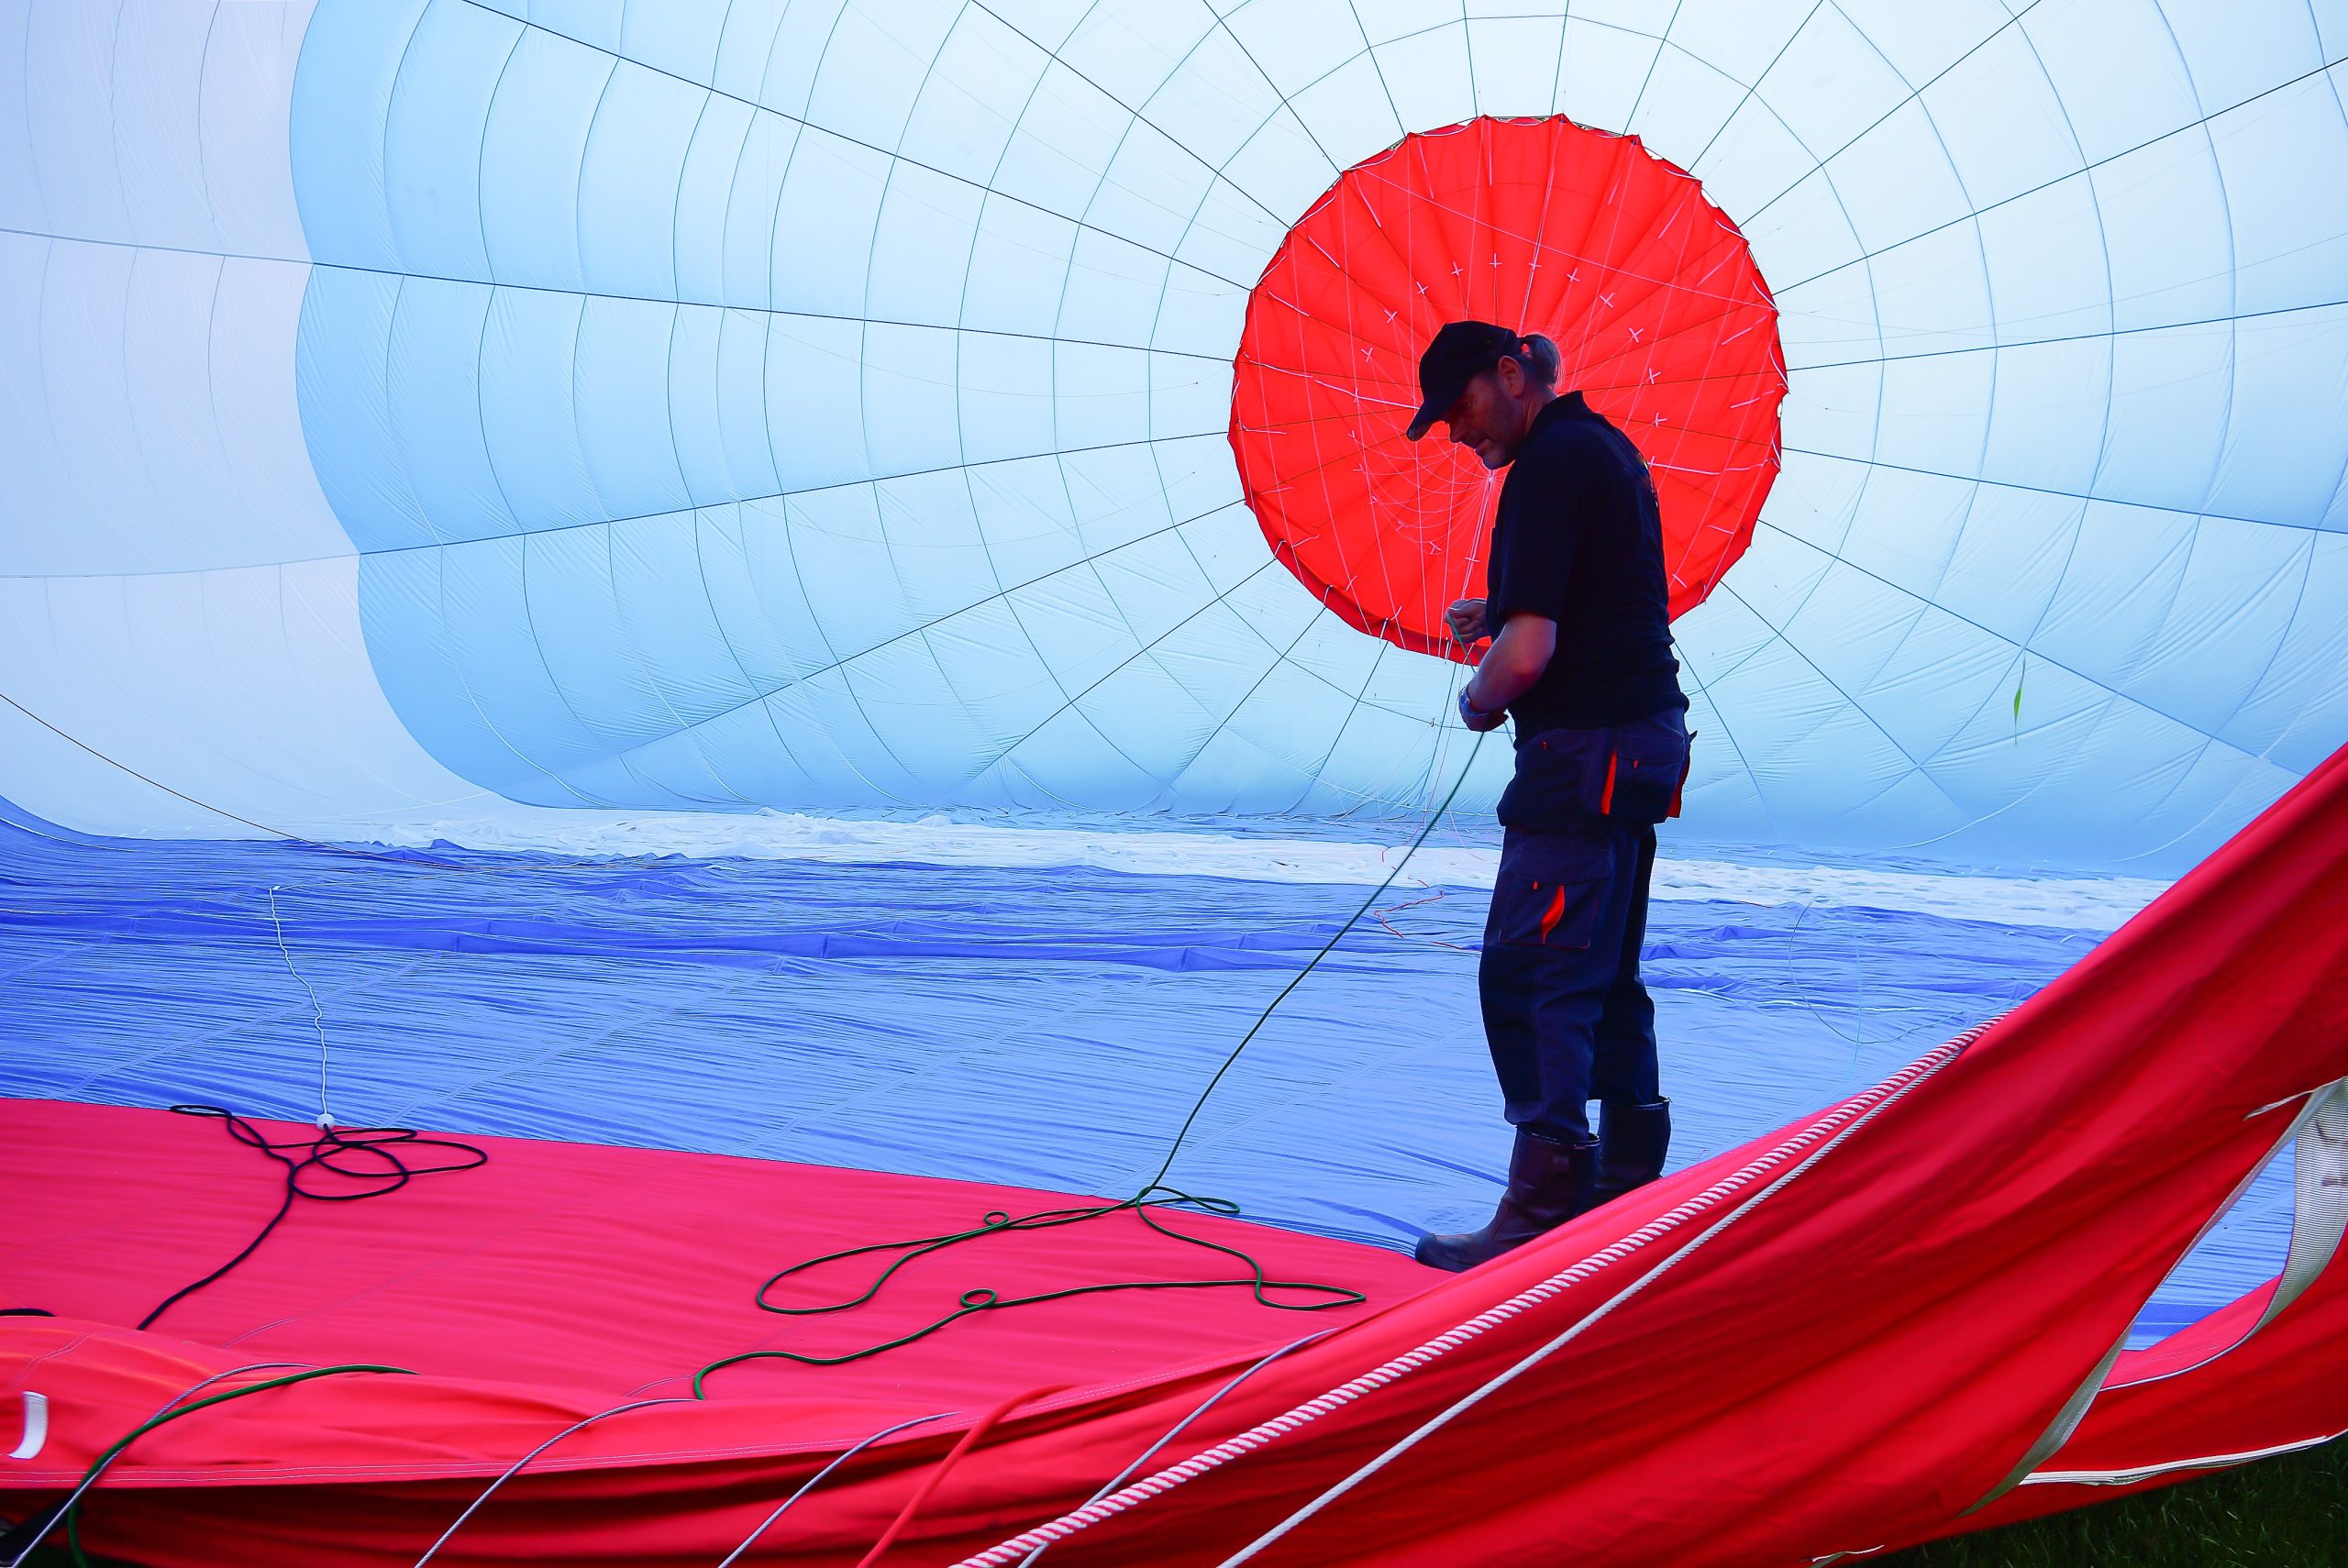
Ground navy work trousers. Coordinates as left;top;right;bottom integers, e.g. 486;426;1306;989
1478;732;1674;1143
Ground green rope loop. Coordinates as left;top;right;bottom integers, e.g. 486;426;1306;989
692;1186;1368;1396
693;733;1488;1392
46;1364;412;1568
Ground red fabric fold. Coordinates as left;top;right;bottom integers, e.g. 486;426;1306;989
6;745;2343;1566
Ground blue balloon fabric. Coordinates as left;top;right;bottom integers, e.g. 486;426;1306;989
2;1;2342;862
0;816;2286;1349
0;1;2336;1374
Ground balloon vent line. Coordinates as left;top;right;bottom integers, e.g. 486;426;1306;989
265;886;335;1129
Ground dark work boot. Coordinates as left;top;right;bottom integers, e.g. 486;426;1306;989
1414;1128;1599;1273
1591;1098;1671;1208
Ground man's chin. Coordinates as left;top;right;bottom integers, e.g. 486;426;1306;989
1478;445;1508;469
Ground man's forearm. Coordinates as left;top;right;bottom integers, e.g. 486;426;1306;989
1466;615;1556;712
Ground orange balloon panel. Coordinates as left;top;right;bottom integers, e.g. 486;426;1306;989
1230;116;1786;662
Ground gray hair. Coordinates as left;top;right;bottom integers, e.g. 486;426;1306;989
1507;332;1562;389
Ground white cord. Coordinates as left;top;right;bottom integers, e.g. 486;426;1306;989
0;1363;306;1568
951;1021;1993;1568
265;886;334;1129
1019;1331;1335;1566
714;1410;954;1567
1214;1021;1970;1564
412;1397;691;1566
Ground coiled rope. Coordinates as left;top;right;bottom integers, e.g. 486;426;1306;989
692;732;1490;1387
136;1106;486;1333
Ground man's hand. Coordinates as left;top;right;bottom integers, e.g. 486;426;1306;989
1445;597;1490;647
1457;686;1508;733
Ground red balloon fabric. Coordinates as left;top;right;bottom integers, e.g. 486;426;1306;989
1230;116;1786;659
5;742;2346;1566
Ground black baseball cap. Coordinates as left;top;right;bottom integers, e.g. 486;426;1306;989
1404;319;1523;440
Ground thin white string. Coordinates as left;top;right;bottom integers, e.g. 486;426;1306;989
1216;1020;1971;1564
0;1363;307;1568
714;1410;955;1568
413;1398;692;1566
266;886;334;1129
950;1021;1992;1568
1019;1331;1334;1566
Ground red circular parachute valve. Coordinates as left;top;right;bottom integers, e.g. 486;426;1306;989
1231;116;1786;661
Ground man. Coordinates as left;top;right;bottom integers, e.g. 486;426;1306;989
1405;319;1692;1273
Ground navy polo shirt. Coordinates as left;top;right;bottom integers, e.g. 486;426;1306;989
1482;392;1688;734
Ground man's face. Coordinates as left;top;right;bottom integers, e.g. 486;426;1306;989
1436;358;1532;469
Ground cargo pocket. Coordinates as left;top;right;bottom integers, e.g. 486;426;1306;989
1598;719;1693;826
1485;830;1608;951
1496;728;1609;832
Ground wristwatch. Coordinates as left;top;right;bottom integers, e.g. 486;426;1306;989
1458;686;1502;726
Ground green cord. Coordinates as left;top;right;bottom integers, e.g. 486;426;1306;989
14;716;1488;1568
696;732;1490;1390
1142;731;1490;1192
693;1187;1368;1397
52;1365;411;1567
40;734;1492;1550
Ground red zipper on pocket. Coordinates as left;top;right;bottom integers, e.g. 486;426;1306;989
1537;884;1567;942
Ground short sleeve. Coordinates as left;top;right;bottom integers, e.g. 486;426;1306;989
1487;432;1596;624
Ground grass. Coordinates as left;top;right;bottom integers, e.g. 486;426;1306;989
1884;1436;2348;1567
15;1437;2343;1565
